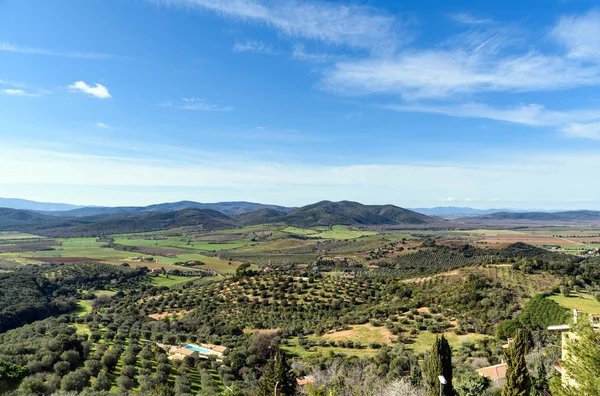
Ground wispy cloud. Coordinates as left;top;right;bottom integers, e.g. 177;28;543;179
0;42;113;59
1;88;43;97
292;43;343;62
324;48;600;99
4;142;600;208
552;10;600;61
95;122;110;129
233;40;276;54
155;0;401;51
448;13;494;25
561;122;600;140
168;97;233;111
387;102;600;140
68;81;111;99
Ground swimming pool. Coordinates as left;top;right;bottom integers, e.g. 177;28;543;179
184;344;215;355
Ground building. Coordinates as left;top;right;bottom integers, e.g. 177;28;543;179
476;363;507;387
548;308;600;387
297;375;317;387
169;347;199;361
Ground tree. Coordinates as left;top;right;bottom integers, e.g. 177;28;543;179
256;348;296;396
550;323;600;395
174;372;192;395
117;374;134;392
530;359;548;396
425;335;454;396
502;328;531;396
93;370;112;391
61;368;90;392
0;360;27;391
85;358;103;377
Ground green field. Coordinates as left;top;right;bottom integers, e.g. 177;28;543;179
411;331;489;354
149;274;204;287
549;292;600;315
308;225;377;240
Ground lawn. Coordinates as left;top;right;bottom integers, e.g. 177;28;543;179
282;340;380;359
549;292;600;315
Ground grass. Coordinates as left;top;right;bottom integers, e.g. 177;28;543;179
549;292;600;315
282;340;380;359
308;225;377;240
149;274;204;287
283;226;319;235
318;324;394;345
74;300;93;317
0;232;44;240
410;331;490;354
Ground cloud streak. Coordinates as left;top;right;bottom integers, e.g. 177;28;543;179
0;42;113;59
3;142;600;208
1;89;43;97
68;81;111;99
167;98;233;111
233;40;276;54
155;0;400;51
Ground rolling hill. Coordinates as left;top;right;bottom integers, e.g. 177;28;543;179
37;200;291;216
240;201;438;227
0;201;439;236
463;210;600;222
0;198;82;212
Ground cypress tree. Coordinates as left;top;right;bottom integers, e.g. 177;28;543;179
503;328;531;396
257;348;297;396
425;335;454;396
550;322;600;395
531;359;548;396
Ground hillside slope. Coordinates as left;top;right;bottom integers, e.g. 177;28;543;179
464;210;600;222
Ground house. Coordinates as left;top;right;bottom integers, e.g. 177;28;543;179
211;345;230;356
296;375;317;386
548;308;600;387
169;347;199;361
476;363;507;387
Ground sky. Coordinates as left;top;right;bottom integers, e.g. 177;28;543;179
1;0;600;209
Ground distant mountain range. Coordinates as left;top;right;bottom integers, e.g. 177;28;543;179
0;200;442;237
410;206;523;216
463;210;600;222
38;201;292;217
0;198;82;212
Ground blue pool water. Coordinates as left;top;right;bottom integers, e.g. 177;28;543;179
185;344;214;354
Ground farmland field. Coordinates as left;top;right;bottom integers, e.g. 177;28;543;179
549;292;600;315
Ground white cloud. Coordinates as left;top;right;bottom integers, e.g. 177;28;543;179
156;0;400;51
387;102;600;139
552;10;600;61
324;49;600;99
95;122;110;129
561;122;600;140
0;42;113;59
68;81;111;99
1;88;42;97
233;40;276;54
172;97;233;111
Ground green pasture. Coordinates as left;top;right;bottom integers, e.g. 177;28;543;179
148;274;204;287
308;225;377;240
0;232;44;240
410;331;489;354
550;292;600;315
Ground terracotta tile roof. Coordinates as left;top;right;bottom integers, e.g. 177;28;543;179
476;363;507;380
297;375;317;386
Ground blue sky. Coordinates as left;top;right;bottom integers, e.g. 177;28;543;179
1;0;600;209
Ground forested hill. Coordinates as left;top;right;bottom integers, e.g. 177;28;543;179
37;200;291;217
463;210;600;222
0;201;439;237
